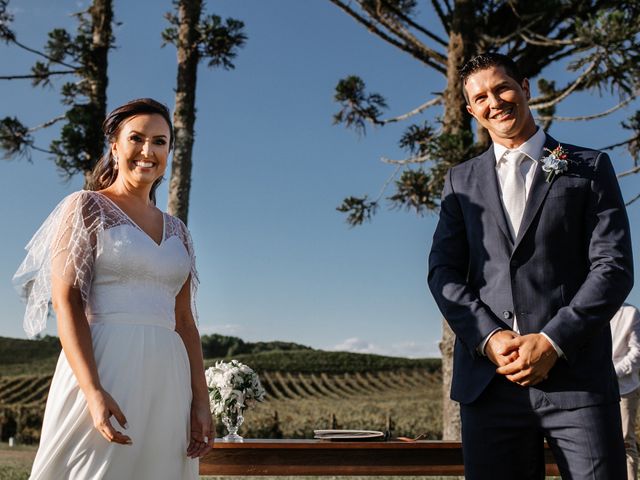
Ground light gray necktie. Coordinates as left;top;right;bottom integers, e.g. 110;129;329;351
501;150;526;237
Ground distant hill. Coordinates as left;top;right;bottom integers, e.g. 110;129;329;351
210;349;440;374
0;336;61;376
0;335;440;377
200;333;313;358
0;336;61;364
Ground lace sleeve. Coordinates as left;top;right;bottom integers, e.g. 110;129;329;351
13;191;102;337
173;217;199;324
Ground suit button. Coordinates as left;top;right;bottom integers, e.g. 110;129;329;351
511;259;519;267
503;310;513;320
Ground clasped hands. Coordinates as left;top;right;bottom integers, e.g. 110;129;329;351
485;330;558;387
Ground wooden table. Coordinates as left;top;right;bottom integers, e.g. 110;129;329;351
199;439;561;476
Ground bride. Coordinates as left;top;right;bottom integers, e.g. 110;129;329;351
14;98;213;479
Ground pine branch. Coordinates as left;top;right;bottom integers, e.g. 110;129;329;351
28;115;66;132
601;135;640;151
431;0;450;33
328;0;447;74
625;191;640;206
380;95;442;125
529;60;598;110
373;164;402;203
31;144;56;155
519;29;579;47
368;2;447;66
9;38;79;70
480;13;547;48
381;0;448;47
440;0;452;15
381;153;430;165
0;70;77;80
543;46;583;65
616;163;640;179
536;95;636;122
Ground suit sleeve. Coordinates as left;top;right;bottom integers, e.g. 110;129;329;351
428;168;504;356
542;152;634;363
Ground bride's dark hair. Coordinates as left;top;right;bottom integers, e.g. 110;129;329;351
88;98;174;204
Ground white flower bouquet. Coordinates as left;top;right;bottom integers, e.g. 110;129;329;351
205;359;266;441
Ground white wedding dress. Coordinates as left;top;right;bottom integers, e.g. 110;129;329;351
14;191;199;479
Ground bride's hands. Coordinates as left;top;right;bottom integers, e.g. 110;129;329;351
85;388;132;445
187;400;214;458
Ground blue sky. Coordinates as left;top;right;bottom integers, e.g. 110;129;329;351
1;1;639;358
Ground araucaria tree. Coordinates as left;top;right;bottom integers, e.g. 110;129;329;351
0;0;113;185
329;0;640;440
162;0;247;224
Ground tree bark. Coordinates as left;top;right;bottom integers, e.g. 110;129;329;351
476;123;491;149
439;0;477;441
167;0;202;224
439;320;460;440
442;1;473;138
84;0;112;187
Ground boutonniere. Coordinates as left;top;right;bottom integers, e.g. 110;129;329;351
541;144;570;183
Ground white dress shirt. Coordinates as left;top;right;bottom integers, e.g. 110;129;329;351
611;304;640;395
480;127;563;358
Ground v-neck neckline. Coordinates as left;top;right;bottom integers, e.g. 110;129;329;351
94;191;166;247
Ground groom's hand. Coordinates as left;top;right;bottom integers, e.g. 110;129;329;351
485;330;520;367
496;334;558;386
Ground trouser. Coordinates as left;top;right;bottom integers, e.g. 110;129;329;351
460;375;626;480
620;388;640;480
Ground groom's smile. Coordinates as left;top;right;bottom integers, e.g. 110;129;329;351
464;65;536;148
491;106;513;120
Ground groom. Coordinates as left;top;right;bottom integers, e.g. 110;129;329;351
428;52;633;479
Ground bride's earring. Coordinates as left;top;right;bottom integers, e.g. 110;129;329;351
113;154;119;170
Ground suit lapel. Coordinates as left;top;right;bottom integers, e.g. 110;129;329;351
513;133;557;249
475;148;513;244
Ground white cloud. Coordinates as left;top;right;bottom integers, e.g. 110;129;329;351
387;340;440;358
330;337;438;358
198;323;245;336
332;337;379;354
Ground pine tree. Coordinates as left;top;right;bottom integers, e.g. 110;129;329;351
162;0;247;224
0;0;113;185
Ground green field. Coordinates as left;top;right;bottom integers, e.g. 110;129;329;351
0;335;443;478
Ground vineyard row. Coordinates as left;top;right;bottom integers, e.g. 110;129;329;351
0;368;438;407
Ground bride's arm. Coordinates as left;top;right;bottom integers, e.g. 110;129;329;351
52;275;132;445
175;275;213;458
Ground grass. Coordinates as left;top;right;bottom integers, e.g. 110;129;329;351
0;443;35;480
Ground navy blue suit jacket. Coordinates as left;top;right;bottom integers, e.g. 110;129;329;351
428;133;633;408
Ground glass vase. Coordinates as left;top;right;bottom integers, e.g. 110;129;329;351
221;408;245;442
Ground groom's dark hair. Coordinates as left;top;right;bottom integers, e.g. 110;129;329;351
460;53;524;102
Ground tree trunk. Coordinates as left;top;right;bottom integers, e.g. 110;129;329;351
439;0;477;441
167;0;202;224
476;123;491;149
442;1;474;138
439;320;460;440
84;0;112;187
